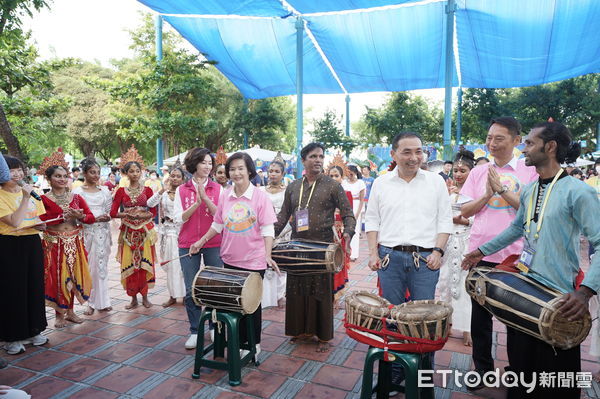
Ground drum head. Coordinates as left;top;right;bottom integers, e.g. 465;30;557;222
241;272;263;314
356;293;387;307
391;300;452;322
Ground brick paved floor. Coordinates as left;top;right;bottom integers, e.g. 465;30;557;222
1;227;599;398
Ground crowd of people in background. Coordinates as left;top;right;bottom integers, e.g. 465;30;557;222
1;119;600;398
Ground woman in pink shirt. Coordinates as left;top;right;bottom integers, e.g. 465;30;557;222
190;152;280;355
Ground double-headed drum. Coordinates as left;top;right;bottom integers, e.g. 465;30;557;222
465;267;591;350
345;291;391;331
192;266;262;314
390;300;453;343
271;239;343;274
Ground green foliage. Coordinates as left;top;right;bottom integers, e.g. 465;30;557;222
0;0;49;34
308;109;355;152
356;92;443;146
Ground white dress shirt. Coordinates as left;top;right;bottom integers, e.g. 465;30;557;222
365;167;453;248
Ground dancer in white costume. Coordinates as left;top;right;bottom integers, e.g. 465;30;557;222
342;165;365;261
436;150;475;346
158;168;187;307
73;159;113;315
261;159;288;308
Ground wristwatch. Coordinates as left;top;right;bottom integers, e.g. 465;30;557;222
497;185;509;195
432;247;445;257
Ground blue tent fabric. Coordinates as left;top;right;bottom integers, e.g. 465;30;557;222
456;0;600;88
140;0;600;98
164;16;343;98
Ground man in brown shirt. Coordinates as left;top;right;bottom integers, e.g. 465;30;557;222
275;142;355;352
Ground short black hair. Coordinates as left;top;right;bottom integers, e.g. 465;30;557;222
45;165;68;179
475;156;490;164
444;161;453;165
569;168;583;176
3;155;25;171
72;166;80;173
391;132;422;150
184;148;215;175
111;166;119;174
532;121;580;164
300;143;326;160
347;164;362;179
81;158;100;173
122;161;142;173
489;116;522;137
225;152;257;180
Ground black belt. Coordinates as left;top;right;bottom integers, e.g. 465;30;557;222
387;245;433;253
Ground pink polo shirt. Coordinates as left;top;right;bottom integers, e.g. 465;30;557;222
460;157;537;263
212;184;277;270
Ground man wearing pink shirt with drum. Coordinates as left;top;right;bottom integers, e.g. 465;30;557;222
190;152;280;356
459;117;538;390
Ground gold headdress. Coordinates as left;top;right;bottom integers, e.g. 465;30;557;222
215;146;228;166
119;144;145;170
272;151;286;166
38;148;70;176
327;152;350;177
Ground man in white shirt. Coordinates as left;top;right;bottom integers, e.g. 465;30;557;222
365;132;453;390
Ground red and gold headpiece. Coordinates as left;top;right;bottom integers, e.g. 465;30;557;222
215;146;228;166
327;152;350;177
38;148;70;176
119;144;145;170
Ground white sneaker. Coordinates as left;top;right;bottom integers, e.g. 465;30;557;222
22;334;48;346
240;344;260;359
185;334;198;349
4;341;25;355
210;329;214;343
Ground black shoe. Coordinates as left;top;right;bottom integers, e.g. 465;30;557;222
0;358;7;369
465;370;488;391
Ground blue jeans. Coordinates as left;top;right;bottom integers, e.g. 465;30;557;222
376;246;439;384
179;246;223;334
376;246;439;304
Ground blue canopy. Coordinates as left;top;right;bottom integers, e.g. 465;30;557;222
139;0;600;99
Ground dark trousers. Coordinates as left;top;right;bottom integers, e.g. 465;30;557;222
470;260;498;372
223;263;264;345
506;327;580;399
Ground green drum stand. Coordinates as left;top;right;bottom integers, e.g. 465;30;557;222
360;347;435;399
192;309;259;386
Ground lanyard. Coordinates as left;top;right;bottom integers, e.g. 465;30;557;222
298;177;317;211
525;169;563;239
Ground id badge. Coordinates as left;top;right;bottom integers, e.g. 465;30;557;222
295;209;309;232
516;246;535;274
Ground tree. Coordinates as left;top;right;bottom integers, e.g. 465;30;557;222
0;0;51;159
51;60;119;160
460;88;511;142
309;109;355;152
356;92;443;146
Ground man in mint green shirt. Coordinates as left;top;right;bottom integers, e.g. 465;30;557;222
462;121;600;399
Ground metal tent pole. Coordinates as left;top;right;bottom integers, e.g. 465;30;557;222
295;17;304;178
345;94;350;158
442;0;456;160
456;87;463;145
243;98;249;149
155;14;164;174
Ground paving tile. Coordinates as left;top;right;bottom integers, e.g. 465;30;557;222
495;345;508;361
65;387;119;399
53;357;111;381
142;376;204;399
61;320;108;335
310;364;362;391
435;350;453;368
258;353;305;376
20;376;74;399
44;330;79;346
16;350;72;371
216;392;255;399
160;336;193;355
290;342;330;362
0;366;36;385
126;330;172;347
166;320;193;336
231;369;287;398
132;349;185;372
91;325;138;340
161;306;189;321
263;322;286;337
260;334;287;352
100;311;141;325
294;383;349;399
93;365;154;393
343;350;367;370
59;336;109;354
179;365;227;384
262;308;286;323
93;342;147;362
135;317;178;331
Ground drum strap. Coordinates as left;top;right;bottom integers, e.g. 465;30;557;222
525;168;562;240
211;309;222;334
